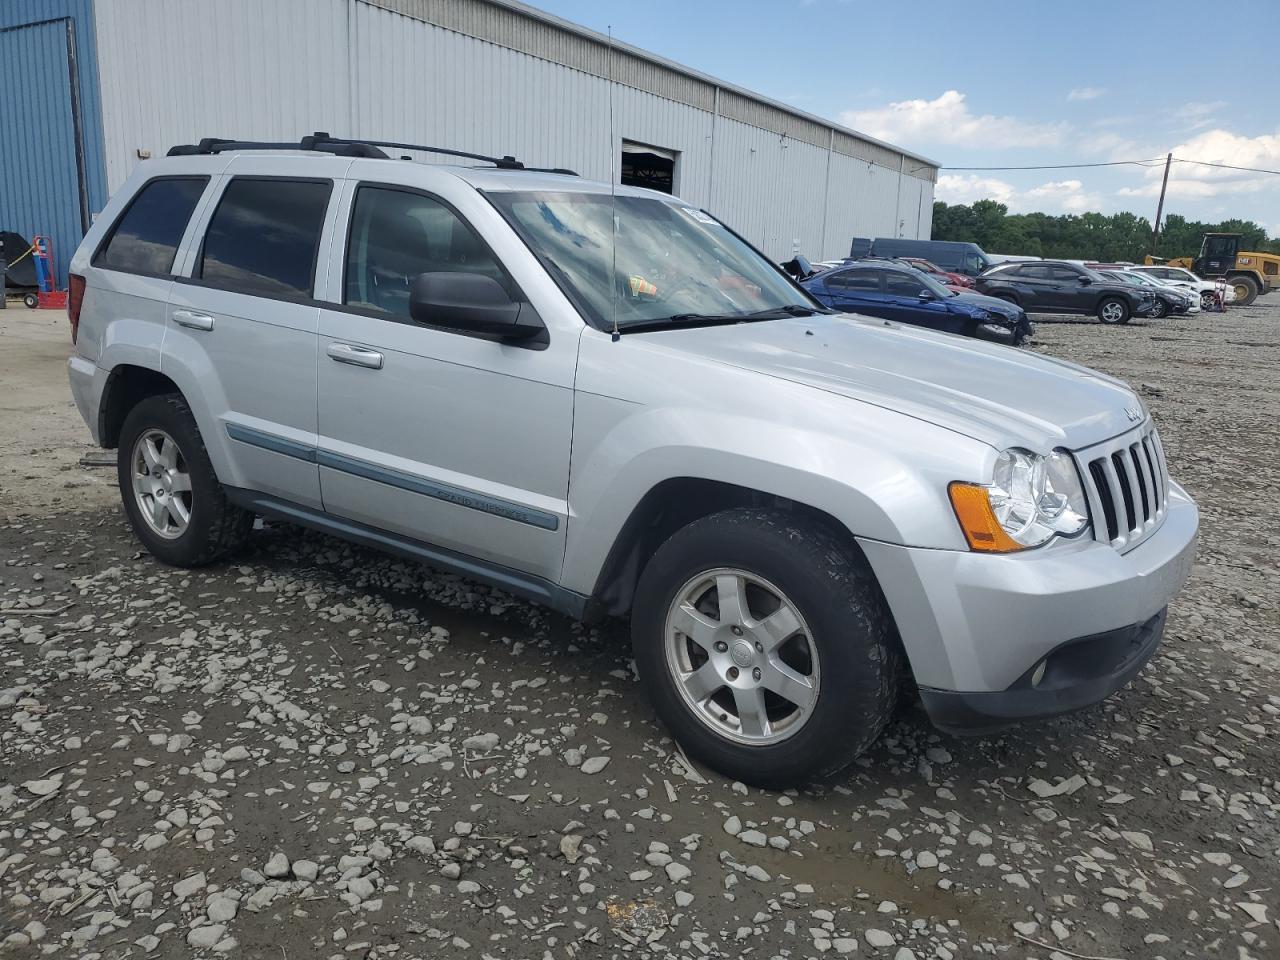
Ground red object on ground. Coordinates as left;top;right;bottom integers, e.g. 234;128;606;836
38;290;68;309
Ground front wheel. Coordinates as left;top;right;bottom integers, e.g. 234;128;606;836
117;394;253;566
631;508;901;787
23;293;39;309
1149;298;1168;319
1097;297;1130;325
1230;274;1260;306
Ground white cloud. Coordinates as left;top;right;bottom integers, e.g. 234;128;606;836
1118;127;1280;201
937;174;1102;214
1169;100;1227;130
842;90;1065;149
1068;87;1105;102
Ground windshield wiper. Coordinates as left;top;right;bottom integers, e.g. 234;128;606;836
619;304;823;334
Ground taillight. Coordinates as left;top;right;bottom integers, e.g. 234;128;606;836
68;274;86;343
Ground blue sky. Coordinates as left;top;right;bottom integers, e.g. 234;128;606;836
532;0;1280;236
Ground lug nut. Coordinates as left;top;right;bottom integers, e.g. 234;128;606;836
754;642;763;652
752;667;761;681
714;641;728;653
727;667;739;680
731;625;743;636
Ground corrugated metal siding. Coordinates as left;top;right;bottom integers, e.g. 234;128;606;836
92;0;353;194
88;0;934;261
0;0;106;286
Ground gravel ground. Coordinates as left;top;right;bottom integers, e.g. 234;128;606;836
1;301;1277;960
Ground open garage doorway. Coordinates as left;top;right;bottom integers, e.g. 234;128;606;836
621;141;679;194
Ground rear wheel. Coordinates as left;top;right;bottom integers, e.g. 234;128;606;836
1200;290;1217;310
631;507;901;787
23;293;38;309
117;394;253;566
1097;297;1129;325
1230;274;1260;306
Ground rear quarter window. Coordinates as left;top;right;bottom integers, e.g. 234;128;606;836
94;177;208;276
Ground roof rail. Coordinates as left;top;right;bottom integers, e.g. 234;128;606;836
166;132;578;175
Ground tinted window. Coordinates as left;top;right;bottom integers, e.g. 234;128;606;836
885;272;930;297
345;186;507;319
1019;264;1050;280
95;178;207;276
198;178;331;298
1050;265;1083;281
827;270;880;292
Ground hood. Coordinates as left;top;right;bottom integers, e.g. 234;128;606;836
638;314;1142;451
948;290;1025;321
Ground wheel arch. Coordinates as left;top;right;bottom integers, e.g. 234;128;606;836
99;363;184;448
589;477;877;620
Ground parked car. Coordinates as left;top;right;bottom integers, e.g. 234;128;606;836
802;262;1032;344
65;134;1197;787
899;256;974;288
976;260;1157;324
1124;265;1236;309
850;237;993;278
1094;270;1194;319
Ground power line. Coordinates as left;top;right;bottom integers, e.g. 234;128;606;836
940;156;1280;176
1174;157;1280;176
940;158;1166;171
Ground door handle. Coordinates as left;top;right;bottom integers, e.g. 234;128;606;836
327;342;384;370
172;309;215;331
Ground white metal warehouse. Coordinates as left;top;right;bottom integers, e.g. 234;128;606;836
2;0;939;284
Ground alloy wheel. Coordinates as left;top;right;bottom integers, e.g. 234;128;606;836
1100;301;1125;323
664;568;820;745
131;428;193;539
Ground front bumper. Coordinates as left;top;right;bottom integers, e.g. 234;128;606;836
919;608;1166;732
859;482;1197;726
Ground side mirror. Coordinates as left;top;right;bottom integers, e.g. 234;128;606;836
409;273;542;341
917;291;935;300
1078;276;1092;285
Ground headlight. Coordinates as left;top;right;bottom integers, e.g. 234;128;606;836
949;449;1090;552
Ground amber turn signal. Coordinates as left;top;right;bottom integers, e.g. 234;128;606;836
948;482;1025;553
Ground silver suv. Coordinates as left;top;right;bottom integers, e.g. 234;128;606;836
66;135;1198;786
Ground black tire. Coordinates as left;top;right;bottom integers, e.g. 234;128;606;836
116;393;253;566
1230;274;1259;306
23;293;38;309
1096;297;1129;325
631;507;901;788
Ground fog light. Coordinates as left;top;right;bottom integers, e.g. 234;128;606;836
1030;660;1047;688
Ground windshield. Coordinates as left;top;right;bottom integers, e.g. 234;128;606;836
486;191;816;329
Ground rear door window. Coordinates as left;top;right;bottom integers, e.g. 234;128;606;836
95;177;208;276
827;269;881;292
1018;264;1050;280
197;178;332;299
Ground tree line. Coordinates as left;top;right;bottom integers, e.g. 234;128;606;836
931;200;1280;263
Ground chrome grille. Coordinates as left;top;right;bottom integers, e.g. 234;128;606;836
1075;425;1169;551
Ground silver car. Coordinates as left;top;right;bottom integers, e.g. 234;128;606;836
65;135;1198;786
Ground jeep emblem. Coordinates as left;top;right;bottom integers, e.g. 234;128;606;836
1125;405;1143;422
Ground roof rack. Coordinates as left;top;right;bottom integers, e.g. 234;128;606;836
166;131;578;175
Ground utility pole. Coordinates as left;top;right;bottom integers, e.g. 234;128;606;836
1151;152;1172;254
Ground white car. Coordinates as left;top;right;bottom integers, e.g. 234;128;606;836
1125;266;1235;309
1120;271;1200;314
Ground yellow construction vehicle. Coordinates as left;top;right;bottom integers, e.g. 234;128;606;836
1145;233;1280;305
